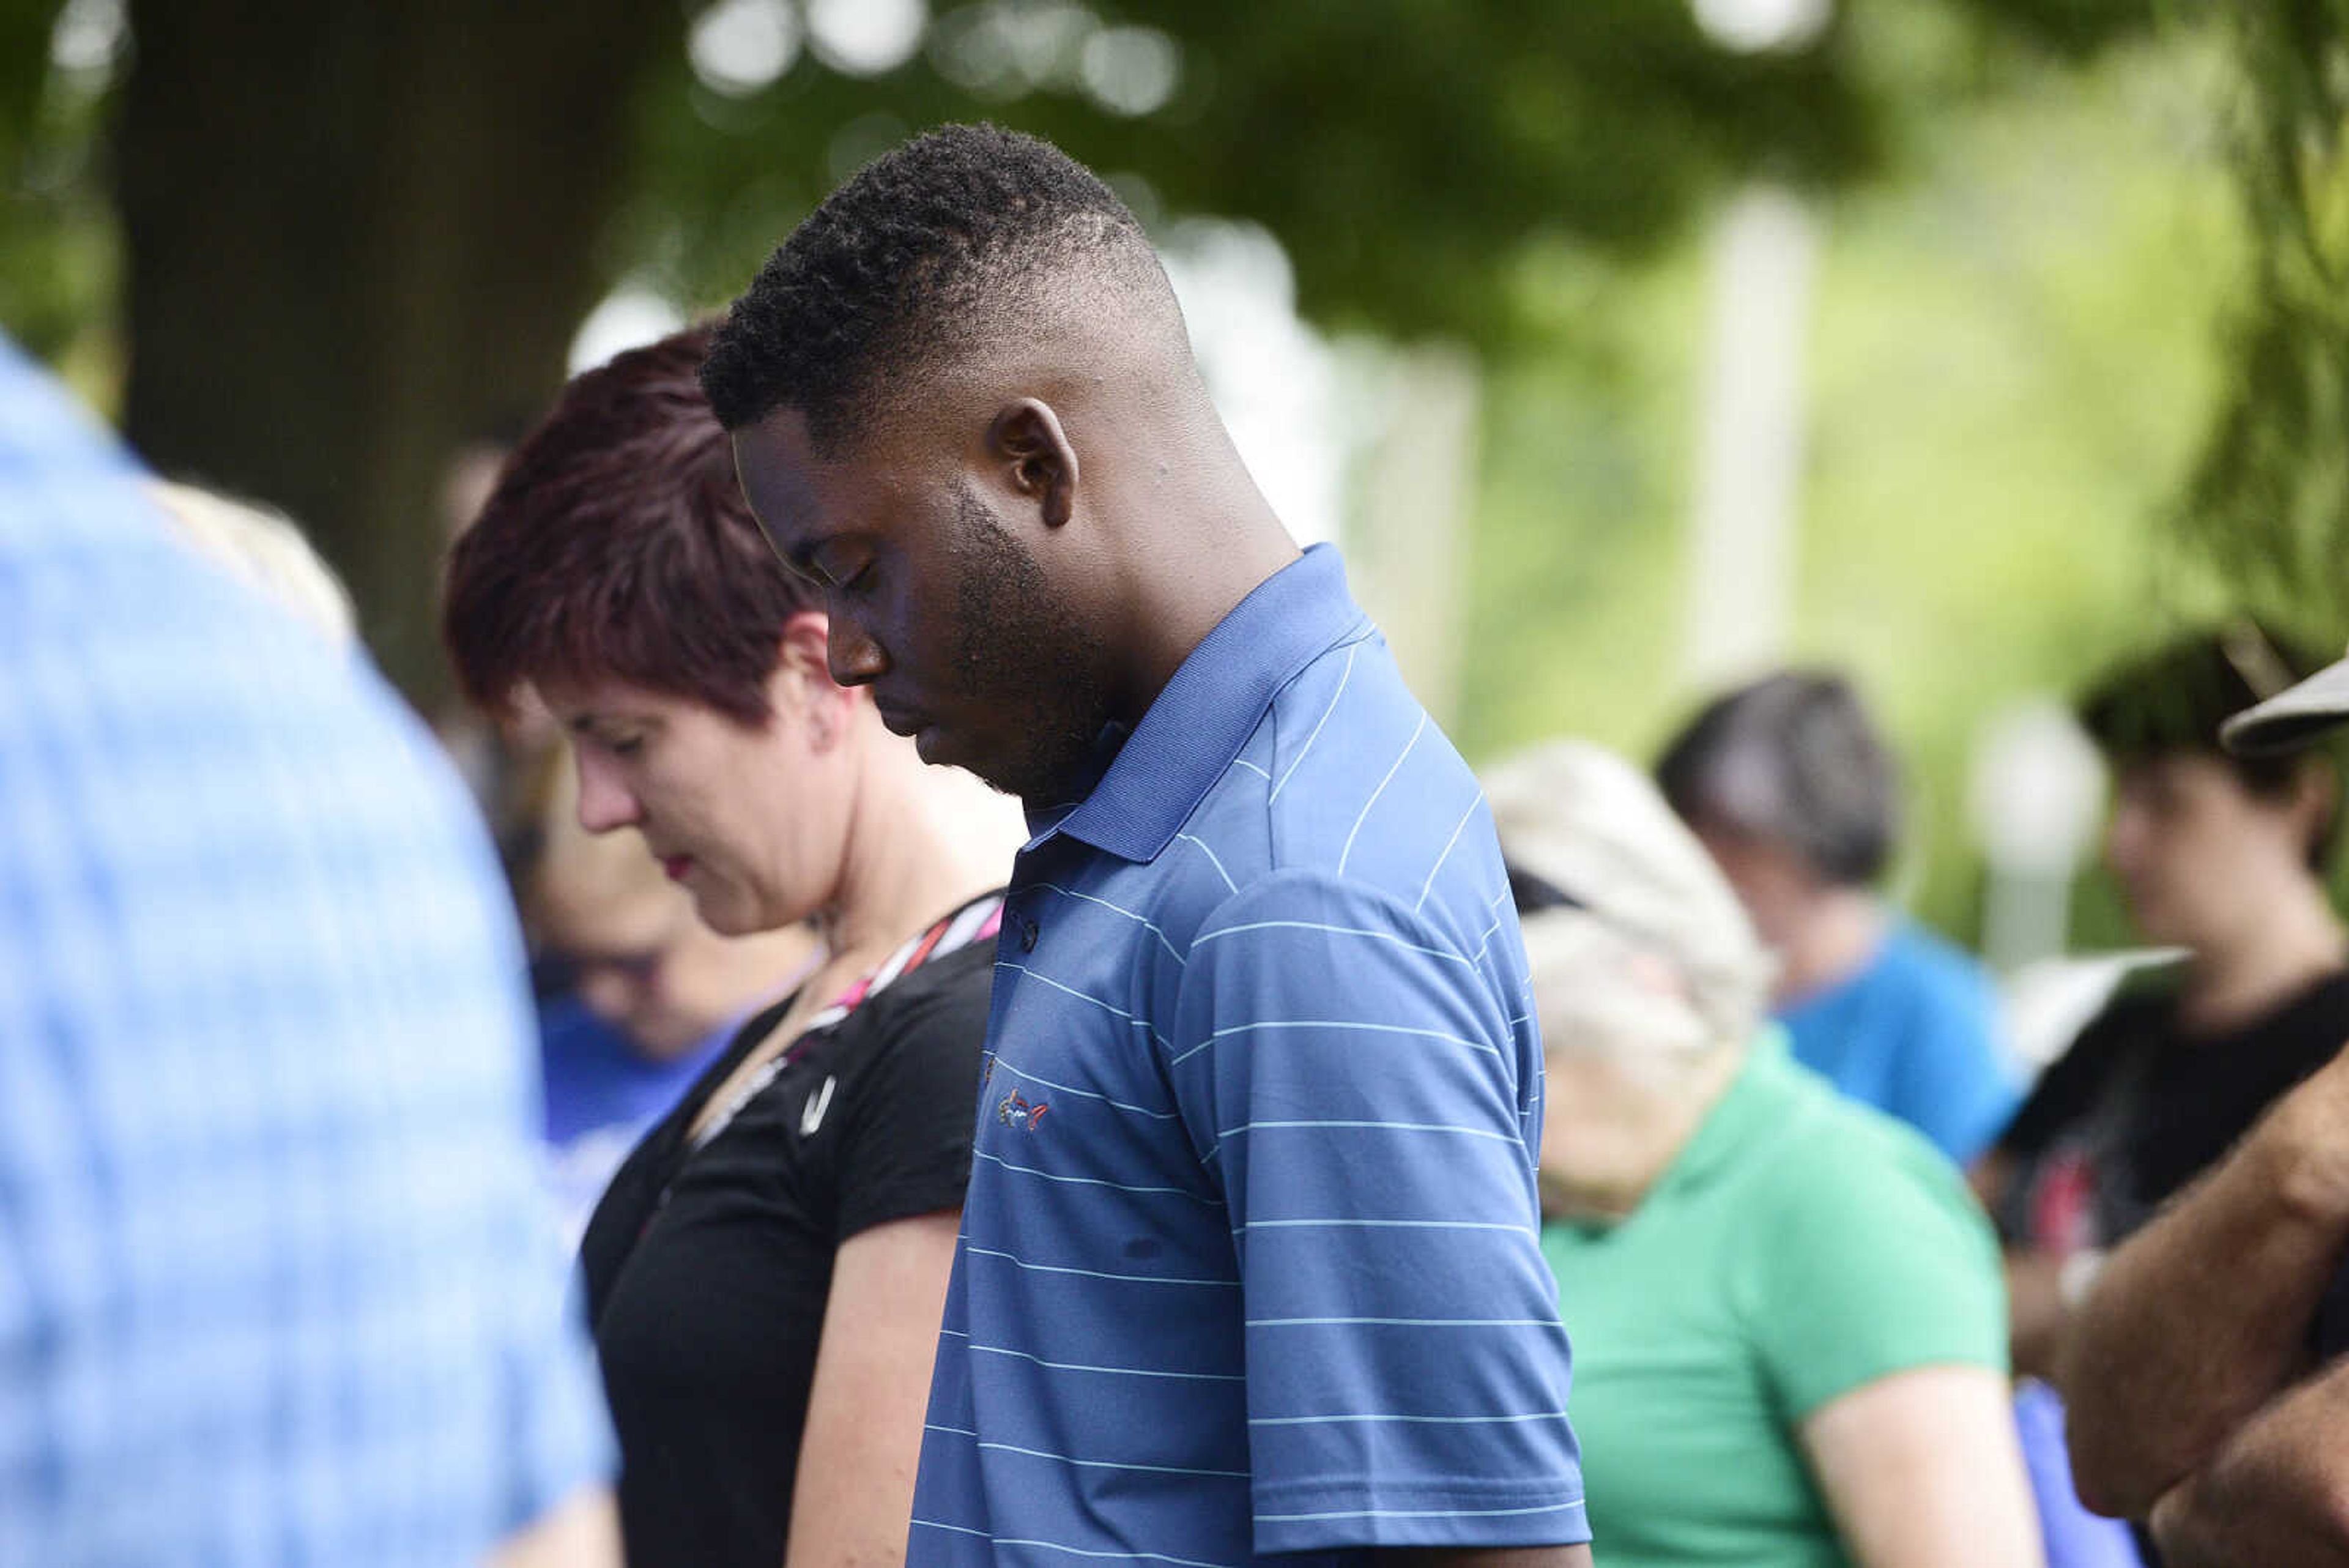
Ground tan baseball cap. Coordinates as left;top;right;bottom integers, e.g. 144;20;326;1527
2222;647;2349;755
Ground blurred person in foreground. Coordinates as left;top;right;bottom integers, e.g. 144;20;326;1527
1657;671;2018;1162
442;323;1021;1568
0;338;618;1564
706;124;1592;1567
1974;626;2348;1386
1490;740;2041;1568
2059;640;2349;1566
524;762;820;1236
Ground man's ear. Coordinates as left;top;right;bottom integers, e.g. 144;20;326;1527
989;399;1079;530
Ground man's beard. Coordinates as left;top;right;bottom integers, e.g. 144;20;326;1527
949;483;1115;805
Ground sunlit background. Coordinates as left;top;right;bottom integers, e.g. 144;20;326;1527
7;0;2345;1001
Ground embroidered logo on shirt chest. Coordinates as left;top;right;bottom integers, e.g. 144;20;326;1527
996;1090;1050;1131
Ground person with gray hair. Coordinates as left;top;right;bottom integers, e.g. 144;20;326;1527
1655;671;2019;1162
1489;738;2043;1568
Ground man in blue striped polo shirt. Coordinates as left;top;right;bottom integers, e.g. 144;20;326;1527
708;125;1590;1568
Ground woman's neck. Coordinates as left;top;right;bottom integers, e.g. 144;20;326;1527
815;740;1019;967
2180;879;2349;1035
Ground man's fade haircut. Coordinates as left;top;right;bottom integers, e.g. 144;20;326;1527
701;122;1168;450
2077;621;2343;872
442;323;820;725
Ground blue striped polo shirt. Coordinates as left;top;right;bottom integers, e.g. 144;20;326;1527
910;544;1587;1567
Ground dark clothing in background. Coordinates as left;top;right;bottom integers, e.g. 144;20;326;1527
1996;972;2349;1252
580;929;993;1568
1997;970;2349;1568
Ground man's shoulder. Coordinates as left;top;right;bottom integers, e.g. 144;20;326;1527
1233;634;1494;882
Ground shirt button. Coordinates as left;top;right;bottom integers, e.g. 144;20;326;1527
1019;915;1040;953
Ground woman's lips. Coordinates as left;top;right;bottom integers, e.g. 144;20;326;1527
661;855;693;882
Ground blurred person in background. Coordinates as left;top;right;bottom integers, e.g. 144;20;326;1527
2045;636;2349;1567
1489;738;2041;1568
524;760;821;1235
1657;670;2019;1162
443;323;1021;1568
0;337;619;1565
1975;625;2347;1384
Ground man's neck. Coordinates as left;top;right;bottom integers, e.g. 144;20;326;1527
1111;505;1300;730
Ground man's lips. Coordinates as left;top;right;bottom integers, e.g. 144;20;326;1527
660;855;693;882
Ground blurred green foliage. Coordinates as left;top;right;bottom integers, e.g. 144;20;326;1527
2178;0;2349;628
622;0;2159;340
6;0;2340;955
1455;32;2272;951
1;0;2166;371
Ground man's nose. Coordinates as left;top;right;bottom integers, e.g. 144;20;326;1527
574;751;644;833
827;617;889;687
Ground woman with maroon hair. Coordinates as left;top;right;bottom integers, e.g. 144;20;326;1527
443;325;1020;1568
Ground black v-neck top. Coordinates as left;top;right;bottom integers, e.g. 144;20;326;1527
579;900;999;1568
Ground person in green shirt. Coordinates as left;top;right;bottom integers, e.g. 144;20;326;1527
1485;740;2043;1568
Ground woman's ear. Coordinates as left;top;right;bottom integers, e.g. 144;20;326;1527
774;609;832;683
989;398;1079;530
768;610;854;751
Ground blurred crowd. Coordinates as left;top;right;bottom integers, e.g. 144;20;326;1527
11;122;2349;1568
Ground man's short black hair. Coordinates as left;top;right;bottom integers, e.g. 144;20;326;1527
702;122;1160;451
2077;622;2343;872
1654;671;1901;888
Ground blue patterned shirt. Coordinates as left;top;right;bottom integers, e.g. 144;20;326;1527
0;340;615;1565
911;544;1587;1567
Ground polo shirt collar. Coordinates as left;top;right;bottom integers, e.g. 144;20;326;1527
1045;543;1364;863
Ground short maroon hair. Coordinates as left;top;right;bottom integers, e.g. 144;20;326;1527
442;323;819;724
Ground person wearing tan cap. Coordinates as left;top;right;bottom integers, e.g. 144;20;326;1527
1488;740;2043;1568
2061;629;2349;1566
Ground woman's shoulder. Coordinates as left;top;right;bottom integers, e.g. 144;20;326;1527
1723;1053;2008;1402
853;938;996;1035
830;896;1004;1061
1737;1053;1989;1234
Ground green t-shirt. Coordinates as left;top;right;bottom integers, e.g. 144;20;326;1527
1542;1032;2007;1568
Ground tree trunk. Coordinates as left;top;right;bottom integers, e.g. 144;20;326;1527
116;0;670;703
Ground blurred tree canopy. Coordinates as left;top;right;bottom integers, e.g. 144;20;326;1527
0;0;2162;697
2179;0;2349;629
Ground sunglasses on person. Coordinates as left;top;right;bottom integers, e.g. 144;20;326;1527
1505;863;1590;918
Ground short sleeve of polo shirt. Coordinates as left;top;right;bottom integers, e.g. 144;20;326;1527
1163;869;1589;1555
1743;1108;2009;1421
832;960;993;1241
